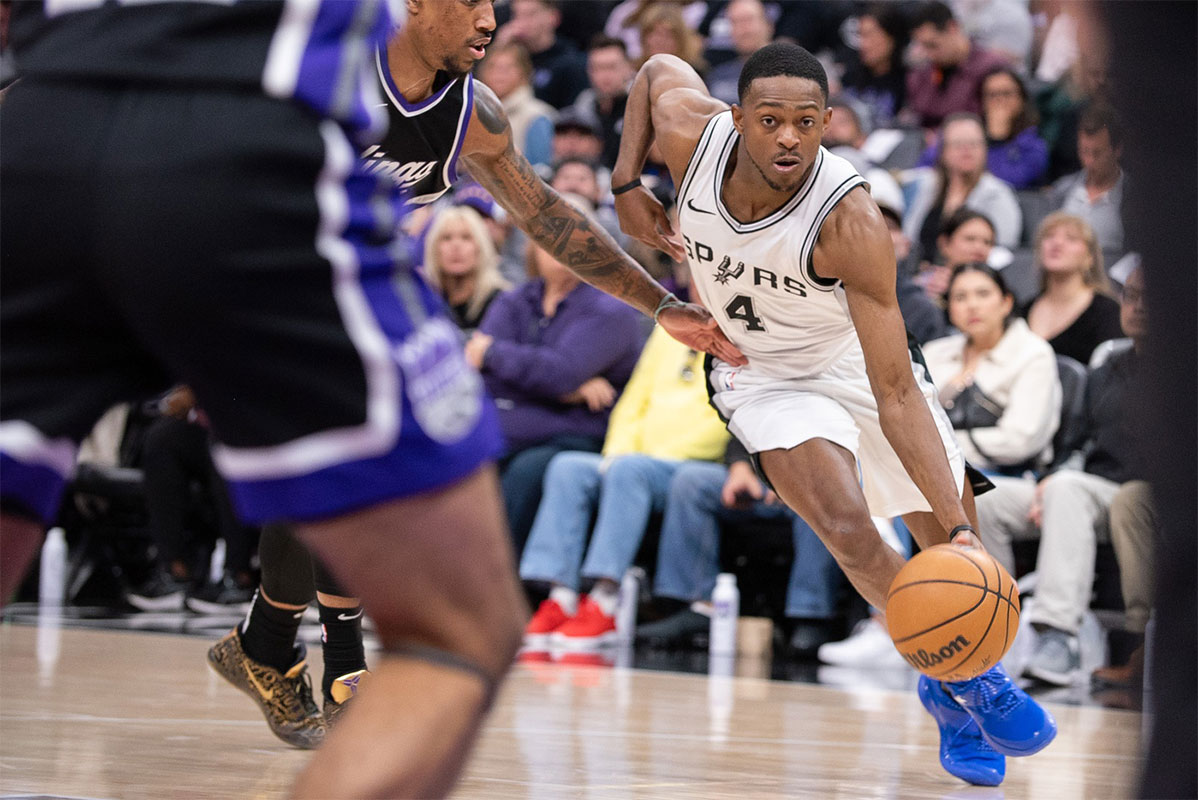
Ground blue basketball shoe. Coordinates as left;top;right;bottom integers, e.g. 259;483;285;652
918;675;1005;786
945;663;1058;756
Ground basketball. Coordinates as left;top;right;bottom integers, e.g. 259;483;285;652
885;544;1020;682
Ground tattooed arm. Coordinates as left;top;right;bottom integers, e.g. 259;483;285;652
460;82;745;364
461;83;664;314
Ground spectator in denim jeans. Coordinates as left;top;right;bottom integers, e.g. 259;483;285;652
519;326;728;648
635;435;845;658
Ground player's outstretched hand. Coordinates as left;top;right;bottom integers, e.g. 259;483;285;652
614;184;686;262
657;303;747;366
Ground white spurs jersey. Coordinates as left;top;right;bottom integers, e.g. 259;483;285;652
677;111;869;379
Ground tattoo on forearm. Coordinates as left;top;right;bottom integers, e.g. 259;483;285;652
468;131;660;313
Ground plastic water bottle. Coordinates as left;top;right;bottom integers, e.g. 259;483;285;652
709;573;740;656
39;527;67;607
616;567;644;642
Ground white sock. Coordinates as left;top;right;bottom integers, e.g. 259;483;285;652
549;586;578;616
588;585;619;617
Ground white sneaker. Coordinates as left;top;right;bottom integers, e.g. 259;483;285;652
817;617;907;669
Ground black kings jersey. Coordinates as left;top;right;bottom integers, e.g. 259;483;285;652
364;48;474;206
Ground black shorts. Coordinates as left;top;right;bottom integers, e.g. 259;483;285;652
1;81;501;524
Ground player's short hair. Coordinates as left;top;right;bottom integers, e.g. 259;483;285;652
737;42;828;105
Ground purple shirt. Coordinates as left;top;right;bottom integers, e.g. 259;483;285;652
918;127;1050;189
905;44;1010;130
479;280;644;452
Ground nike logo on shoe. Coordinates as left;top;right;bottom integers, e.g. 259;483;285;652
244;664;274;701
337;610;363;621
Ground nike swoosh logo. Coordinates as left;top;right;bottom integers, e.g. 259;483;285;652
244;663;274;701
686;198;715;215
337;610;363;622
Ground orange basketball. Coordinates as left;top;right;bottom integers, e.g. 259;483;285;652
885;544;1020;682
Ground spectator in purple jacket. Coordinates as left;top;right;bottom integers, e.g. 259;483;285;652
918;66;1049;190
903;1;1010;132
465;198;644;553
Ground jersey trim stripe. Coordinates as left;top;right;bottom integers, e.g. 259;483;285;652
713;126;824;233
445;74;474;187
677;114;722;209
213;121;403;479
799;176;867;291
0;421;76;479
263;0;321;98
374;47;461;117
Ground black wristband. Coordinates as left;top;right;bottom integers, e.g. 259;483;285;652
949;524;976;539
611;177;642;195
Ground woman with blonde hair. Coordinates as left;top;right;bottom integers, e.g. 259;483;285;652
635;4;707;75
1024;212;1122;364
422;205;510;334
605;0;707;61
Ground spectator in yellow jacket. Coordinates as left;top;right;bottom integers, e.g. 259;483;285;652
518;325;730;648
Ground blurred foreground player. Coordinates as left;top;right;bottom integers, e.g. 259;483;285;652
0;1;739;797
613;44;1056;786
206;0;746;760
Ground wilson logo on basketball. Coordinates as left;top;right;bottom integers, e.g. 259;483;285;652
901;634;972;671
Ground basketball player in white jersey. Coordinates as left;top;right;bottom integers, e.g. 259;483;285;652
611;43;1056;787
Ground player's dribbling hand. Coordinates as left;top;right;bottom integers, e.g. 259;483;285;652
613;184;686;262
657;303;747;366
950;528;985;550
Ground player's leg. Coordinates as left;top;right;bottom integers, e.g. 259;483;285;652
312;559;368;727
758;440;904;611
208;523;325;748
292;466;525;799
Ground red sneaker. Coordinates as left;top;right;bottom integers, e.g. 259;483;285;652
524;598;571;647
552;595;617;649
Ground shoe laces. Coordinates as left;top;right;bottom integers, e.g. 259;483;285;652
284;668;321;718
956;670;1023;719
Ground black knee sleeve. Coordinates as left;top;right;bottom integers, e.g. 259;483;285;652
257;523;315;606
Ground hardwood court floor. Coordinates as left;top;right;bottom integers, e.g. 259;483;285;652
1;622;1142;799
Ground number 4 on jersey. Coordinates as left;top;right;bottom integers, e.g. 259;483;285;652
724;294;766;332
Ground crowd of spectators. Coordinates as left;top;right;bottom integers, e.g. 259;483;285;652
52;0;1149;692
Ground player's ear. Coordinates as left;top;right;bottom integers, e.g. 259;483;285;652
731;104;744;133
823;106;833;127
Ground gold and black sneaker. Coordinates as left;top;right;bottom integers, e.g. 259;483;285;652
323;668;370;729
207;629;326;749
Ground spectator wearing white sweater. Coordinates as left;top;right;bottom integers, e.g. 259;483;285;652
921;262;1062;476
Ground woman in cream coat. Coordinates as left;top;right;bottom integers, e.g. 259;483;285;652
923;262;1062;476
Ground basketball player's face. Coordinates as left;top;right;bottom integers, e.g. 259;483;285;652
732;76;831;194
416;0;497;76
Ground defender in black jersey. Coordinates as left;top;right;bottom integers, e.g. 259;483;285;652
1;1;743;797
